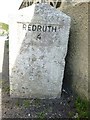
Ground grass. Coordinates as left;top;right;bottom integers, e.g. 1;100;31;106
37;111;46;119
33;98;41;107
16;99;31;108
16;100;20;107
37;106;52;119
0;22;8;31
75;96;88;119
68;111;75;118
3;86;10;92
0;22;9;36
16;99;41;108
23;100;31;108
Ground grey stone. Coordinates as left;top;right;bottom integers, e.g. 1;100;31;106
59;2;88;100
9;3;71;98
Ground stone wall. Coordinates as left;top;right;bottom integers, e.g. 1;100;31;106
59;2;88;100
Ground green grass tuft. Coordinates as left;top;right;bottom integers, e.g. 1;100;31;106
0;22;9;35
0;22;8;31
75;96;88;119
23;100;30;108
37;111;46;119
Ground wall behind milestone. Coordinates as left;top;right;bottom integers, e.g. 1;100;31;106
18;0;88;100
59;1;88;100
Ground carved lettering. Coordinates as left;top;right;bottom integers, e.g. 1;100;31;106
22;23;59;32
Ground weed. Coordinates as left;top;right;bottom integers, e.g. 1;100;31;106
3;86;10;92
68;111;74;118
0;22;8;31
37;111;46;119
16;100;20;107
23;100;30;108
33;98;41;106
75;96;88;119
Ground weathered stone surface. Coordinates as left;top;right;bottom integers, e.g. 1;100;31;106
9;3;71;98
59;2;88;100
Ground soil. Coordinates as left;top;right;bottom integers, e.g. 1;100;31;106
2;89;77;119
